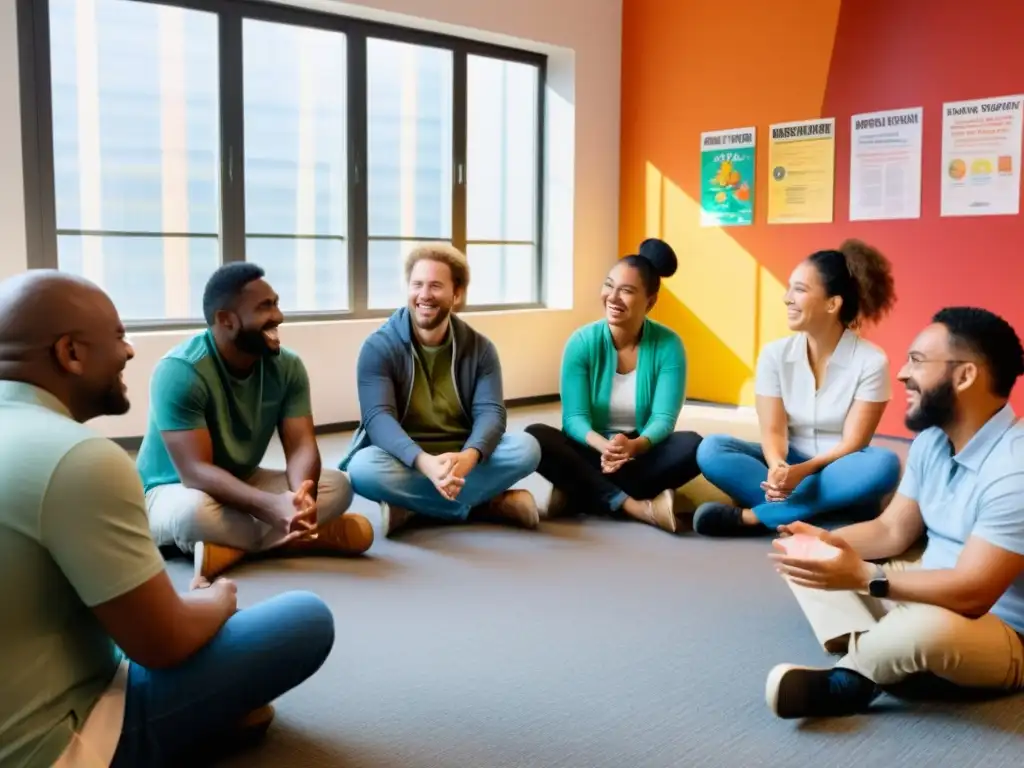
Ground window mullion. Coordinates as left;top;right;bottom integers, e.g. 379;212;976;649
348;32;369;312
452;49;467;253
218;8;245;264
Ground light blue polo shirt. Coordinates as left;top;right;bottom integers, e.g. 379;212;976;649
898;404;1024;633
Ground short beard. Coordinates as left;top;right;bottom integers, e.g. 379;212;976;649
412;305;451;332
905;378;957;432
235;327;278;357
96;386;130;418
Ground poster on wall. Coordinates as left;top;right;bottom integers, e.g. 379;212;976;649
941;94;1024;217
849;107;923;221
767;118;836;224
700;127;756;226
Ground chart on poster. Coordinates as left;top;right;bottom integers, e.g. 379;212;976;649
941;95;1024;217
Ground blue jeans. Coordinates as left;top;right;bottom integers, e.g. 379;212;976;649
695;434;901;528
110;591;335;767
347;432;542;520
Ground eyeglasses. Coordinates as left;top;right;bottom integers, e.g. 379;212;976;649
904;354;969;368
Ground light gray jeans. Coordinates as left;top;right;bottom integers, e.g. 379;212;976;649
146;468;353;553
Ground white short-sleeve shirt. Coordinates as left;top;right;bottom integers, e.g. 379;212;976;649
754;329;891;457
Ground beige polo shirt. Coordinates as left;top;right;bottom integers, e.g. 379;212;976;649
754;329;891;457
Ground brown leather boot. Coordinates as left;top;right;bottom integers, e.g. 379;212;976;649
284;512;374;555
474;489;540;529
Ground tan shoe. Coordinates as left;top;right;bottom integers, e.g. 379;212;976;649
484;489;540;529
380;502;414;537
237;704;275;732
546;487;571;518
194;541;246;581
646;489;678;533
285;512;374;555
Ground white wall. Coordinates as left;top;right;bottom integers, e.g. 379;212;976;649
0;0;623;438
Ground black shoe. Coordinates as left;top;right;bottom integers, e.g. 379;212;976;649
766;664;880;719
692;502;767;536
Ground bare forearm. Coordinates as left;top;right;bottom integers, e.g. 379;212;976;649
585;430;610;453
885;569;984;616
832;518;900;560
286;445;321;499
160;592;233;667
762;432;788;467
801;437;868;475
181;463;276;523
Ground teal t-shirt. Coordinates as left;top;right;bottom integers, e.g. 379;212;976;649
0;382;166;767
136;330;313;492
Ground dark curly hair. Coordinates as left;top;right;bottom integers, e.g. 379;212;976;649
933;307;1024;398
806;239;896;328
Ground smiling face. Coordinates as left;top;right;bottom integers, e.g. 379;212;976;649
601;262;651;328
56;290;135;417
897;323;965;432
228;278;284;357
408;258;460;332
783;261;838;332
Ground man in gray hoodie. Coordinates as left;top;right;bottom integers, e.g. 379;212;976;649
340;243;541;536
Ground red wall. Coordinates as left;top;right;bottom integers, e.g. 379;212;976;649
620;0;1024;437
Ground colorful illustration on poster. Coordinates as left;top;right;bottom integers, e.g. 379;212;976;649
700;127;755;226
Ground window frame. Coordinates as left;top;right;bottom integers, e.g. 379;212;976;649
16;0;547;330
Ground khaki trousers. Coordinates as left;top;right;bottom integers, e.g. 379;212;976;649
146;468;353;554
787;549;1024;689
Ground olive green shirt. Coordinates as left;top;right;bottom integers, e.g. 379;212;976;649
401;330;471;455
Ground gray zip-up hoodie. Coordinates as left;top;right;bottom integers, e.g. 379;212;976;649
338;307;507;470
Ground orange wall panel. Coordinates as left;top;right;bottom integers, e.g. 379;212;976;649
620;0;1024;437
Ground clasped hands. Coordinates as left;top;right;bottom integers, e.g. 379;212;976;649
417;449;479;500
270;478;319;542
760;461;811;502
601;433;637;474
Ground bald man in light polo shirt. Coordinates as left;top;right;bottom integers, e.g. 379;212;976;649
0;271;335;766
767;307;1024;719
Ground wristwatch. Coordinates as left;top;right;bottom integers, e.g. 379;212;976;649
867;563;889;598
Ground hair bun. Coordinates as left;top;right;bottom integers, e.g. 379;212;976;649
637;238;678;279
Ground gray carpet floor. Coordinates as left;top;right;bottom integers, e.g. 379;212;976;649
162;405;1024;767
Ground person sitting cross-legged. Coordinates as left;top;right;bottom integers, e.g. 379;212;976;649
341;243;541;537
526;238;703;533
137;263;373;580
766;307;1024;719
0;271;335;768
694;240;902;536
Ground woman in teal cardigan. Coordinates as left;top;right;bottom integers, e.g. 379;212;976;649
526;239;703;533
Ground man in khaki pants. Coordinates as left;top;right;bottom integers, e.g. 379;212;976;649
765;307;1024;718
137;263;373;580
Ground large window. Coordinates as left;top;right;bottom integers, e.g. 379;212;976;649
18;0;545;326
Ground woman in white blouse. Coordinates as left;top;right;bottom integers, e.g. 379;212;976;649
694;239;902;536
